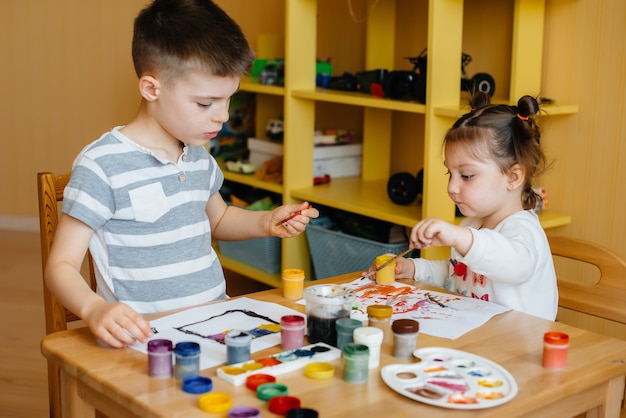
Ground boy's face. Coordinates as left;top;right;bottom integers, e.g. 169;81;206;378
148;70;240;147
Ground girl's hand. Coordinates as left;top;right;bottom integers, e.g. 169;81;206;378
362;253;416;281
271;202;319;237
410;217;473;255
82;300;153;348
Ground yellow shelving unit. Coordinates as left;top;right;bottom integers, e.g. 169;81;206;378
222;0;576;286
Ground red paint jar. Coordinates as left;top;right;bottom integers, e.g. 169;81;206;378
543;332;570;369
281;315;305;350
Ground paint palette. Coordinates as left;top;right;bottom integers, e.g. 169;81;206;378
381;347;518;409
216;342;341;386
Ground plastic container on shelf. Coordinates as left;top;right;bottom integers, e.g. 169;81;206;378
306;223;408;280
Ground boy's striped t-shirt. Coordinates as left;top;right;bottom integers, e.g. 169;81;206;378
62;127;226;314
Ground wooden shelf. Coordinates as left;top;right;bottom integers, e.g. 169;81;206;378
218;252;281;288
434;102;579;118
220;162;284;195
291;177;420;228
239;77;285;96
291;88;426;113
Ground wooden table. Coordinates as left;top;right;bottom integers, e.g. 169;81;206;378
41;273;626;417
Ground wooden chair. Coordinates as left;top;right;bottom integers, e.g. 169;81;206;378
548;235;626;416
548;235;626;327
38;171;97;418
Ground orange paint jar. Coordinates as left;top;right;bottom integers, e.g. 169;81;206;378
542;332;570;369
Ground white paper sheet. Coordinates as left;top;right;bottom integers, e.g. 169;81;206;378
341;277;511;339
131;297;304;370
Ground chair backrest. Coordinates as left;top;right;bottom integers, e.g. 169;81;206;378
548;235;626;325
37;171;96;418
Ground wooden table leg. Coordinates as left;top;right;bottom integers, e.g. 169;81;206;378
586;375;626;418
60;368;96;418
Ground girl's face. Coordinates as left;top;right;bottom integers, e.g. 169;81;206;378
152;70;240;147
444;141;521;228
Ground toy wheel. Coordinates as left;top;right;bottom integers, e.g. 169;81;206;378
471;73;496;96
387;172;419;205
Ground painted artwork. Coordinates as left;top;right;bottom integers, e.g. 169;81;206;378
132;298;303;369
341;277;510;339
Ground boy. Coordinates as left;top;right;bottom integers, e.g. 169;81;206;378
45;0;318;348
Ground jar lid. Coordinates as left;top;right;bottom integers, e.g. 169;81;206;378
228;406;261;418
303;284;356;306
392;319;420;334
268;396;301;415
198;393;232;413
282;268;305;279
245;373;276;391
182;376;213;394
375;255;396;266
304;362;334;379
225;330;252;345
342;343;369;357
256;382;289;401
367;305;393;319
285;408;319;418
281;315;305;326
353;326;384;344
174;341;200;356
147;338;172;353
335;318;363;332
544;331;570;345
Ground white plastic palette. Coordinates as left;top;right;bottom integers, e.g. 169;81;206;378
216;342;341;386
381;347;518;409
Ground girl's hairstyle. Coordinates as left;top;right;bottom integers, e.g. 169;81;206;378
132;0;255;80
445;92;548;210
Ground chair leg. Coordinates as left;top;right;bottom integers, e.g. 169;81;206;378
47;362;62;418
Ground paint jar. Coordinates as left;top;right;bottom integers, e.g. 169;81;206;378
367;305;393;343
228;406;262;418
335;318;363;350
174;341;200;380
147;339;173;378
286;408;319;418
353;326;384;369
392;319;420;359
543;332;570;369
225;330;253;365
303;284;356;346
342;343;370;384
375;255;396;285
282;268;305;300
281;315;305;350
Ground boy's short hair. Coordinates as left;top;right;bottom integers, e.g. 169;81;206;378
132;0;255;80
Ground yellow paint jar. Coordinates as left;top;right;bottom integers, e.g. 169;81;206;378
375;255;396;285
282;268;305;299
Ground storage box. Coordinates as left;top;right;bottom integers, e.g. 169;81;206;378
306;224;408;280
247;138;362;178
218;237;281;274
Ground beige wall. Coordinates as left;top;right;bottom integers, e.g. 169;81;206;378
1;0;624;261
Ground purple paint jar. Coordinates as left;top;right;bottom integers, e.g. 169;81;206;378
147;339;173;378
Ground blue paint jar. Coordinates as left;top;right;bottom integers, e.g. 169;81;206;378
174;341;200;380
225;330;252;365
335;318;363;350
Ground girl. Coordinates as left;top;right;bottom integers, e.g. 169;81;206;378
388;93;557;320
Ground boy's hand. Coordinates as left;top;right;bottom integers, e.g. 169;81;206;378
83;300;153;348
271;202;319;237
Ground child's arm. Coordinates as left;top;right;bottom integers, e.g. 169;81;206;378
44;214;153;348
207;193;318;240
